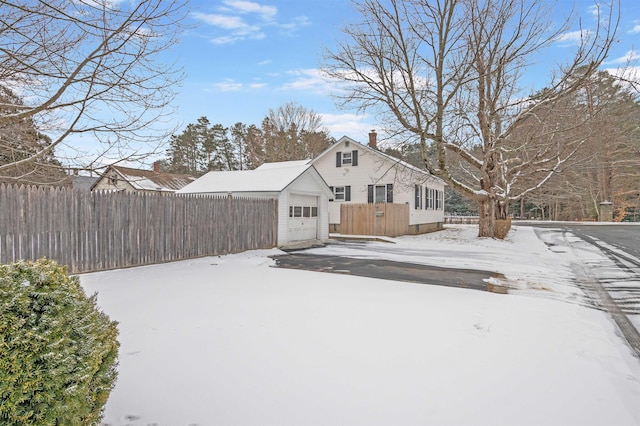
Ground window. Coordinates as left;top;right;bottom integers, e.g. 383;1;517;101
375;185;386;203
336;150;359;167
330;186;350;201
289;205;318;217
415;185;422;209
367;184;393;203
436;190;444;210
342;152;352;165
426;187;435;209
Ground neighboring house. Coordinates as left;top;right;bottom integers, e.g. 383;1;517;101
91;163;196;193
311;133;446;235
69;175;98;191
176;161;333;246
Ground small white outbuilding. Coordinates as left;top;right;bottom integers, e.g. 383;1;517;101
176;161;333;246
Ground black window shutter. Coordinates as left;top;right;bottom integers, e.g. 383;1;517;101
345;186;351;201
386;184;393;203
367;185;374;203
414;185;419;209
352;150;358;166
336;152;342;167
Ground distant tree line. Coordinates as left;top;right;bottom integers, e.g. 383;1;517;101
508;71;640;221
160;102;334;176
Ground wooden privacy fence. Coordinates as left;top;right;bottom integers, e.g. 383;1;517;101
340;203;409;237
0;184;278;273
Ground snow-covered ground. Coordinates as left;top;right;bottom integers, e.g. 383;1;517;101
80;225;640;426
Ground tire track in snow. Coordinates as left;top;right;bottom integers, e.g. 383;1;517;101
563;229;640;358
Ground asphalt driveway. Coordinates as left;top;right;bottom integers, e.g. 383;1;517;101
271;244;505;293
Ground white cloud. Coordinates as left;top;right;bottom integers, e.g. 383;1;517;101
223;0;277;20
612;50;640;64
279;16;311;35
587;4;603;19
212;79;243;92
630;24;640;34
321;112;375;141
555;30;592;45
208;79;267;92
192;12;247;30
209;35;239;44
605;66;640;86
193;11;265;44
282;69;339;94
192;2;309;45
258;60;272;66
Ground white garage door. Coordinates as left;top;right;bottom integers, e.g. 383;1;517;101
287;194;318;241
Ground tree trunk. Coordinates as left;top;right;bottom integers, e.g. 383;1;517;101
478;195;496;237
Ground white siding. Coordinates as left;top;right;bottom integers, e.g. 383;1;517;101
313;138;445;226
278;169;330;244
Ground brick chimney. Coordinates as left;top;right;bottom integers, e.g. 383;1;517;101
153;161;160;173
368;130;377;149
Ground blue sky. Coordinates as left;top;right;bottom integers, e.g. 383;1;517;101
167;0;639;148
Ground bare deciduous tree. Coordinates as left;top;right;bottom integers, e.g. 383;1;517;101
516;70;640;221
323;0;618;236
0;0;188;180
263;101;333;163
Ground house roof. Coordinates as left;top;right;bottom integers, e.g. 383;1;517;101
177;161;326;194
70;175;99;191
314;136;446;185
93;165;196;192
255;160;310;169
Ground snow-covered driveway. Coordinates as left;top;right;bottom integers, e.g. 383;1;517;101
81;225;640;426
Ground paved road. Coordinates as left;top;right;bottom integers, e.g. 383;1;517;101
271;250;506;293
519;222;640;260
518;222;640;357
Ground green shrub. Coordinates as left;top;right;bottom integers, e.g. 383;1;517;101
0;259;119;425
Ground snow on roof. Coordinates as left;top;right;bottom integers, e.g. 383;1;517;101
256;160;310;170
177;162;313;194
103;166;196;192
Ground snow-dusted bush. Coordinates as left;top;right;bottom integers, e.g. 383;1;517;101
0;259;119;425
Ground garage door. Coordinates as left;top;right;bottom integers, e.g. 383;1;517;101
287;194;318;241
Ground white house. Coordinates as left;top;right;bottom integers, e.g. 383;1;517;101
311;133;446;234
176;161;333;246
